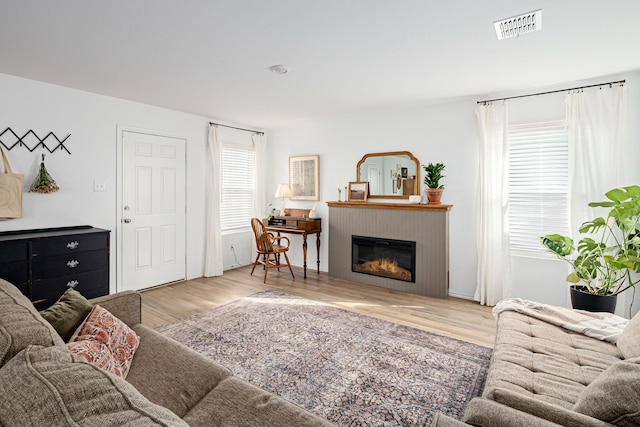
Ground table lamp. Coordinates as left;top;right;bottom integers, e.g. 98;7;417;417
274;183;291;216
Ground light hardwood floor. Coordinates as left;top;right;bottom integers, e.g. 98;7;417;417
141;265;497;348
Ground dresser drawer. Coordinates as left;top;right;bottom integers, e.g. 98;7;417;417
0;261;28;294
32;233;108;258
32;250;108;279
31;269;109;309
0;242;29;263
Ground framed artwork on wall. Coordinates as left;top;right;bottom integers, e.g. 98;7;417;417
348;181;369;202
289;155;320;201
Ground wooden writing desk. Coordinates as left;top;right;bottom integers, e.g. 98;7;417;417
265;210;321;279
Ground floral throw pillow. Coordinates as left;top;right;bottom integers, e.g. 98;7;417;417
67;305;139;378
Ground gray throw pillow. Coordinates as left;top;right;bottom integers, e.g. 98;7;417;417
0;279;65;366
573;357;640;427
617;311;640;359
40;288;93;342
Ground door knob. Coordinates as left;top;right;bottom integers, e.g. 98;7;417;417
123;218;132;223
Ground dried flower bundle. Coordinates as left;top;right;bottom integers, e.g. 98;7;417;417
29;154;59;193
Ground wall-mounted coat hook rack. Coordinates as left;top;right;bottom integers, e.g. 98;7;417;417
0;127;71;154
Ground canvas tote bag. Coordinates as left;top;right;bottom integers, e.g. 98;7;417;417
0;147;24;220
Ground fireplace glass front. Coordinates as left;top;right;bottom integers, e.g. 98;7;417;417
351;235;416;283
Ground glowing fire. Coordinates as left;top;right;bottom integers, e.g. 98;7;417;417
353;257;412;281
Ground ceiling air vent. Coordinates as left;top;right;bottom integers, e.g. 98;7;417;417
494;9;542;40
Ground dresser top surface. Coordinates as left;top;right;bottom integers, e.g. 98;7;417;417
0;226;110;242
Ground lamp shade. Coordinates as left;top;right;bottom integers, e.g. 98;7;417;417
274;183;291;198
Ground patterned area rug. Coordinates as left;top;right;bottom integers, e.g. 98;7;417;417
158;290;492;426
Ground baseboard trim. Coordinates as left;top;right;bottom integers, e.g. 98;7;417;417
448;290;476;301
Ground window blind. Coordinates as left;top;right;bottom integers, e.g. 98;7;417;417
507;121;569;256
221;145;255;232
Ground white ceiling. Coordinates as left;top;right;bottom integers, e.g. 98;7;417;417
2;1;639;130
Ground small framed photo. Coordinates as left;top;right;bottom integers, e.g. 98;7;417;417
289;155;320;201
401;167;408;178
348;181;369;202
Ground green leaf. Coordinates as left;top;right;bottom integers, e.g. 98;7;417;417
566;273;581;283
604;255;635;270
589;201;615;208
578;218;607;234
605;188;628;202
577;237;601;253
540;234;574;256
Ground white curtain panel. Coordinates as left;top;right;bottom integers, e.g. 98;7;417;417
204;125;224;277
566;85;626;233
475;101;512;306
252;132;266;254
252;133;266;218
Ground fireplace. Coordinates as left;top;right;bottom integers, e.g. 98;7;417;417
352;235;416;283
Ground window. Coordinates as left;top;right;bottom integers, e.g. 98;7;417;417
221;144;255;232
507;121;569;256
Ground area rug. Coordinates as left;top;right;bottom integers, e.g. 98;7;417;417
157;290;492;426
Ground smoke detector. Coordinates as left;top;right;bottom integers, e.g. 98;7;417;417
494;9;542;40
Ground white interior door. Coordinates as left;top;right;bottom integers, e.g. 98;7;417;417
121;131;186;291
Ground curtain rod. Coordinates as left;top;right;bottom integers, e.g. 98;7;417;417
209;122;264;135
477;79;625;104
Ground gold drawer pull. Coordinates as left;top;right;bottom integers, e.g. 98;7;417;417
66;260;79;268
66;280;78;288
66;241;79;249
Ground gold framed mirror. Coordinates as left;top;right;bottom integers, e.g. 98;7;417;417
356;151;420;199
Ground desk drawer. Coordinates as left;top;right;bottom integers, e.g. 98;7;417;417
31;269;108;309
32;233;108;258
32;250;108;279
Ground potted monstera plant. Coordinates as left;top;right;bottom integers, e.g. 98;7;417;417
423;162;445;204
540;185;640;313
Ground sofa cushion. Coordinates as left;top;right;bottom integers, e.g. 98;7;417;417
488;388;613;427
40;288;93;341
462;397;572;427
68;304;140;378
573;357;640;427
0;279;65;366
617;311;640;359
484;311;623;408
126;324;233;418
183;376;334;427
0;345;188;426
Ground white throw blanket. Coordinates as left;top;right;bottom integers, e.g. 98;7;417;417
493;298;629;343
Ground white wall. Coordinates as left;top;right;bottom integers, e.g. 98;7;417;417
3;69;639;316
267;100;478;298
267;70;640;316
0;73;211;291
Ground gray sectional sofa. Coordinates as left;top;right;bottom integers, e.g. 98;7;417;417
432;307;640;426
0;278;335;427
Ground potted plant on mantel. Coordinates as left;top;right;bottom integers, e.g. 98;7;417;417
423;162;446;204
540;185;640;313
